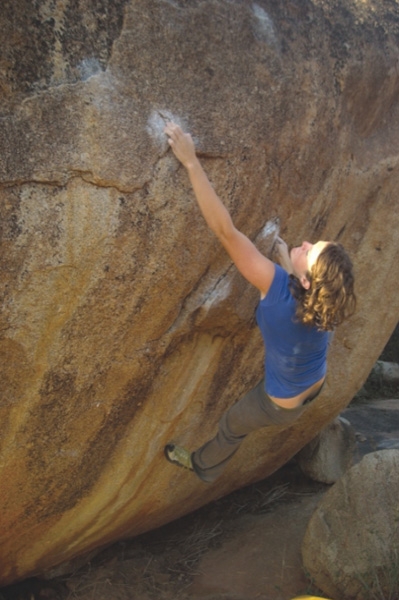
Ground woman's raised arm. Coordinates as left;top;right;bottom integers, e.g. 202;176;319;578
164;122;275;298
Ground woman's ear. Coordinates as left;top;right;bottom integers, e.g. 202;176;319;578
299;275;311;290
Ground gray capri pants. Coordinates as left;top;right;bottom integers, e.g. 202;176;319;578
191;379;321;483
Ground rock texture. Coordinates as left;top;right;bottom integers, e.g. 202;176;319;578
1;0;399;586
344;398;399;452
302;450;399;600
370;360;399;385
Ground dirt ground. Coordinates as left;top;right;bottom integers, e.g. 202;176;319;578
1;326;398;600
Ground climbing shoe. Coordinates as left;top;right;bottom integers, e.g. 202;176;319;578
164;444;193;471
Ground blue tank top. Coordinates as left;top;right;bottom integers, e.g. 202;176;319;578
255;264;332;399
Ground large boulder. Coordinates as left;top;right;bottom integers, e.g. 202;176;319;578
302;450;399;600
1;0;399;586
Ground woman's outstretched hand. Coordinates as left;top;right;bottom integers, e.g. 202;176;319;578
164;122;198;170
274;236;293;274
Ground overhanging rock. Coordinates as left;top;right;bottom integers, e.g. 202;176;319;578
1;0;399;585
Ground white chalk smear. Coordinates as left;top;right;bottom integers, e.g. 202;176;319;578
78;57;103;81
203;276;232;309
258;218;280;241
252;4;279;49
146;109;184;151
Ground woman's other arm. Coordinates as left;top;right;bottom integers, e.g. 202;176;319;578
274;237;294;274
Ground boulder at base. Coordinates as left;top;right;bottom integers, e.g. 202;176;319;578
302;450;399;600
296;416;356;484
1;0;399;586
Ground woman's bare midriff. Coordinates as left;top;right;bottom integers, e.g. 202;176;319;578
269;375;326;409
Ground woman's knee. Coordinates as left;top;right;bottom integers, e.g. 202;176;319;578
219;410;248;442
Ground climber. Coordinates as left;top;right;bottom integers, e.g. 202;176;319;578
163;122;356;484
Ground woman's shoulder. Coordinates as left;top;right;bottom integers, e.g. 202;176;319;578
260;264;291;306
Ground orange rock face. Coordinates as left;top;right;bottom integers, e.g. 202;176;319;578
1;0;399;585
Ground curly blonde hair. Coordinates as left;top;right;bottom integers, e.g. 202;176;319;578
289;242;356;331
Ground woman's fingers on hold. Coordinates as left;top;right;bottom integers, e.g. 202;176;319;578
165;126;183;147
165;121;179;133
164;122;174;136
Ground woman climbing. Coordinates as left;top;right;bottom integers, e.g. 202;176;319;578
163;122;356;483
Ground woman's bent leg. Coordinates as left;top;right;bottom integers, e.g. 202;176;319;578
192;380;305;483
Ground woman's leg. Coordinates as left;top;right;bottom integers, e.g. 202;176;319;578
192;380;305;483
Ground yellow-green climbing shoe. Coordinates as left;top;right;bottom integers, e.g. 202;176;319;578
164;444;193;471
